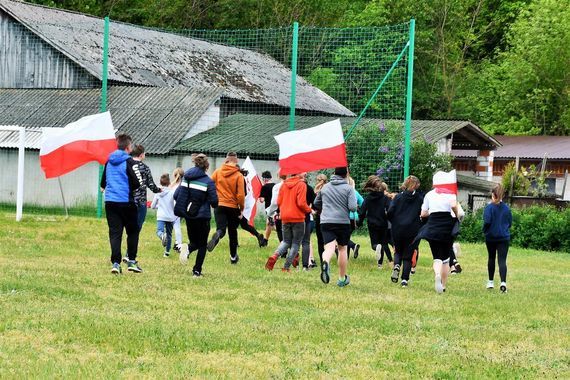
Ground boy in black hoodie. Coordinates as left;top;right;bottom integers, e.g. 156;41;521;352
387;175;423;286
358;175;391;268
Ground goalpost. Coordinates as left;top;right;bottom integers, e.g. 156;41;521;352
1;126;25;221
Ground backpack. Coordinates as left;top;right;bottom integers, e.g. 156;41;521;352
174;178;209;218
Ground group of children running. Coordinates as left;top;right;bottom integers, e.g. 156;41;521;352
102;134;512;293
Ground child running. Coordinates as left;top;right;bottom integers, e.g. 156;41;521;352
151;174;176;257
358;175;391;268
483;184;512;293
171;167;185;251
314;167;357;287
387;175;423;287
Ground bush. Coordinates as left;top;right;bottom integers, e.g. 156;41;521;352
459;205;570;252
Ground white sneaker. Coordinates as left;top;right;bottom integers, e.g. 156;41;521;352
500;282;507;293
435;273;444;294
486;280;494;289
375;244;382;261
179;243;189;265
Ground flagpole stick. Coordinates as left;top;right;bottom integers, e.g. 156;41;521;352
57;177;69;220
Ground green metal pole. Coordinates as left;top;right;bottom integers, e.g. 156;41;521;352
403;19;415;178
344;42;410;141
97;16;110;218
289;22;299;131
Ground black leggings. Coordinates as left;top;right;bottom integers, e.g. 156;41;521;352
428;240;452;261
393;237;415;281
486;240;509;282
369;224;392;263
314;215;324;265
186;218;210;275
240;216;262;238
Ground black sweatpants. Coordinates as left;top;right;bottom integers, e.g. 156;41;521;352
315;215;324;264
301;219;312;268
214;206;241;258
240;216;262;238
486;240;509;282
394;237;415;281
275;217;283;242
369;224;392;264
186;218;210;275
105;202;139;264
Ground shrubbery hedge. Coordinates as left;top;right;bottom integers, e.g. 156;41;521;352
460;205;570;252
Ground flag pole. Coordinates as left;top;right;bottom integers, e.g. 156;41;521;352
57;177;69;220
97;16;110;218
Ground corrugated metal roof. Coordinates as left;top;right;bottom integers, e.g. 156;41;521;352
453;135;570;160
173;114;498;158
0;86;222;153
0;0;353;116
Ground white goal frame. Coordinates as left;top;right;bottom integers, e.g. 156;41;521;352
1;126;25;221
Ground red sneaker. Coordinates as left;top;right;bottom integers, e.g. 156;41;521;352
281;268;291;273
292;255;299;268
265;254;279;271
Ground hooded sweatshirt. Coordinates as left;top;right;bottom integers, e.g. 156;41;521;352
211;163;245;210
387;190;423;240
277;176;312;223
313;175;357;224
151;187;176;222
100;149;140;203
359;191;390;228
174;166;219;219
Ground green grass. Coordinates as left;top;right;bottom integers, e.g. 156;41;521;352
0;212;569;378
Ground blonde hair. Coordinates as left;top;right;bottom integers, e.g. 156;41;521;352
401;175;420;192
347;175;355;189
172;167;184;185
314;174;328;193
491;183;504;203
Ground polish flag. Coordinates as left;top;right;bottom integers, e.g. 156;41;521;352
242;156;262;226
433;170;458;195
40;112;116;179
275;119;347;175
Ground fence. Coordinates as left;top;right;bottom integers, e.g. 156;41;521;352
0;1;414;219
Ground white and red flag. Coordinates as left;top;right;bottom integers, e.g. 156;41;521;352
242;156;262;226
40;112;116;179
274;119;347;175
433;170;458;195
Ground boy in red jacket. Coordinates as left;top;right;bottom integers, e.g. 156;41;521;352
265;173;311;271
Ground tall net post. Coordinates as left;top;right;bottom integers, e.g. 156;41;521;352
97;16;110;219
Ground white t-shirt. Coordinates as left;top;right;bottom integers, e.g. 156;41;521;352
421;189;455;214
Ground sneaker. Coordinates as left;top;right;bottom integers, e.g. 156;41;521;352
192;271;203;278
411;266;416;275
173;244;181;253
500;282;507;293
281;268;291;273
160;232;168;247
320;261;330;284
230;254;239;265
375;244;382;262
454;263;462;273
257;235;268;248
265;254;279;271
486;280;494;289
207;231;221;252
337;275;350;287
401;280;408;288
163;251;170;258
435;273;444;294
302;266;310;272
377;260;383;269
391;265;400;283
111;263;122;274
450;267;457;275
353;244;360;259
122;256;129;264
309;260;318;269
292;255;299;268
127;260;143;273
179;243;189;265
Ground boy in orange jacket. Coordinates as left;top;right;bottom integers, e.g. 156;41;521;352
265;173;311;271
207;152;246;264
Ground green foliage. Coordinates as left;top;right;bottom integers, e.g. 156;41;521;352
409;139;453;192
460;205;570;252
501;162;552;197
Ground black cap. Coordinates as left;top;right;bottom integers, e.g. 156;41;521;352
334;167;348;177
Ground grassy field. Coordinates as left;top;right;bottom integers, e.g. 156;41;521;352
0;212;569;378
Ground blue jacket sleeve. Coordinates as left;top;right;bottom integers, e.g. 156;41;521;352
482;205;492;233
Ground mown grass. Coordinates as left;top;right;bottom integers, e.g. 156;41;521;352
0;212;569;378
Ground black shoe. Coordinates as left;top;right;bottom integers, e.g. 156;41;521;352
309;260;318;269
192;271;203;278
230;255;239;264
454;263;462;273
353;244;360;259
320;261;330;284
207;231;221;252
